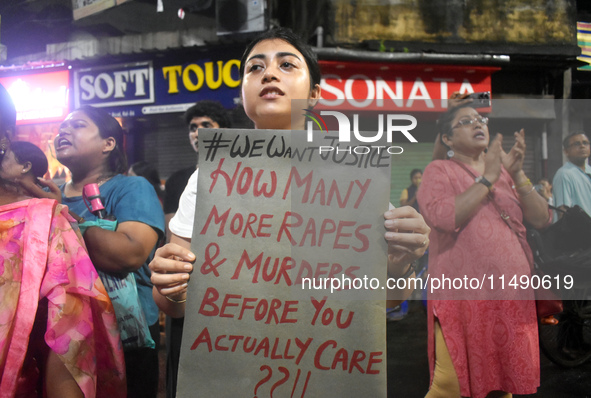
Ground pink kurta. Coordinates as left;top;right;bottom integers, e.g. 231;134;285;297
0;199;126;397
417;160;539;398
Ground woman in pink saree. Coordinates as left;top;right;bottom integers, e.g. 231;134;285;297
0;84;126;397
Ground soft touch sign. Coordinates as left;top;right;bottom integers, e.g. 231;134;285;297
72;55;242;116
74;61;155;109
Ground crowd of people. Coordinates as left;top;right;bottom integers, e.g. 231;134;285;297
0;27;589;398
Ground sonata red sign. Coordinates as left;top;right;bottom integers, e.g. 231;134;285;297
0;70;70;125
318;61;498;112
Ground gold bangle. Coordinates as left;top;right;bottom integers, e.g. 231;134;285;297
514;178;531;190
517;185;536;197
164;294;187;304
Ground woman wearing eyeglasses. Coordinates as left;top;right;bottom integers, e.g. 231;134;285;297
417;104;549;398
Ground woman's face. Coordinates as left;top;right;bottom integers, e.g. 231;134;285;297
0;149;24;180
54;110;111;168
444;107;489;156
241;38;320;130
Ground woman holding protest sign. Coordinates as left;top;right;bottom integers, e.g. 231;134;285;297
54;105;165;398
149;27;429;318
151;28;430;398
418;102;550;397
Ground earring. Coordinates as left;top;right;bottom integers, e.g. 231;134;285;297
447;149;454;158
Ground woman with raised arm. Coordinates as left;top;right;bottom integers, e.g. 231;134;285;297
418;103;549;398
54;105;165;398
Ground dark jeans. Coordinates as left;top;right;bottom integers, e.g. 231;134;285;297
125;321;160;398
166;316;184;398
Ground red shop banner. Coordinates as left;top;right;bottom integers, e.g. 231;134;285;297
0;69;70;125
318;61;498;112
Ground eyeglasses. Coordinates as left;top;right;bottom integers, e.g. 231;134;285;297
452;116;489;129
568;140;590;148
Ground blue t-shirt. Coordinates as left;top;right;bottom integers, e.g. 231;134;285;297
61;174;165;325
552;161;591;220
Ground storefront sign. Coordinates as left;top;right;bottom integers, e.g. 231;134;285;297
74;61;155;109
318;61;498;112
0;70;70;125
73;57;242;117
71;57;497;117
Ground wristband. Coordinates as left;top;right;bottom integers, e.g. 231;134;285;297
475;176;493;191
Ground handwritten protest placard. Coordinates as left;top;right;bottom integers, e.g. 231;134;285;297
177;128;392;397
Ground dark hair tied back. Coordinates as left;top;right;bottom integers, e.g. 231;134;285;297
10;141;48;178
78;105;128;174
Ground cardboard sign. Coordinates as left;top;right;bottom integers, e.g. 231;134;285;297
178;128;392;397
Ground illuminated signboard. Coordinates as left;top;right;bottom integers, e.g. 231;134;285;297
318;61;497;112
0;70;70;125
74;61;155;110
73;58;241;117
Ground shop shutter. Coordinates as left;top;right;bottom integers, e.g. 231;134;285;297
157;125;198;180
142;118;198;181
